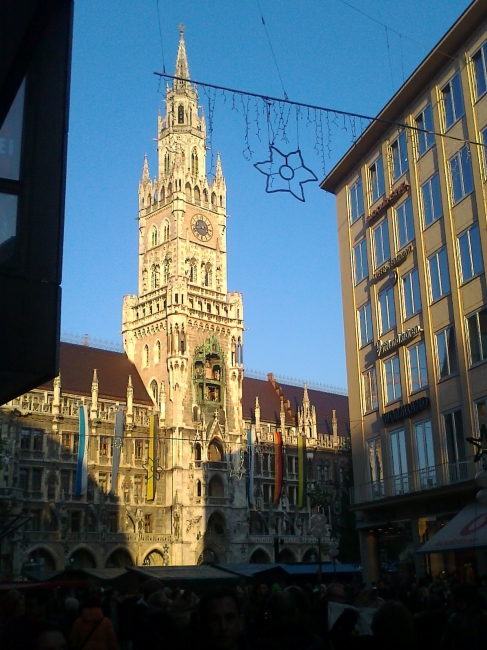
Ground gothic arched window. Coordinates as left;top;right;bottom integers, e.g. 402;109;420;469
194;186;201;205
151;226;158;247
185;182;192;202
211;192;217;209
154;340;161;364
191;149;199;176
204;264;212;288
178;104;184;124
163;221;170;242
196;480;202;497
164;153;170;175
150;380;159;404
143;345;149;368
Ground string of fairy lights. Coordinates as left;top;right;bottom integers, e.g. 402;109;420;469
156;71;486;203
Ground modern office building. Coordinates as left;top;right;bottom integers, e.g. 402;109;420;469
321;0;487;583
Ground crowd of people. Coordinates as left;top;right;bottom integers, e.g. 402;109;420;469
0;572;486;650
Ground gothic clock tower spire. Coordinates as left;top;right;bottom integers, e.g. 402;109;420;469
122;27;245;565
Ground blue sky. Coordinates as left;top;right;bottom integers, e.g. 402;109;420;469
62;0;471;390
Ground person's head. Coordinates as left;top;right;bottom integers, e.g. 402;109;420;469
326;582;346;603
143;579;163;600
64;597;79;613
371;601;415;650
36;627;67;650
267;590;298;624
83;594;102;610
451;583;479;611
199;589;242;649
253;582;268;599
147;590;169;612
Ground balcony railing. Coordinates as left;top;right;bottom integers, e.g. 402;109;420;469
248;535;318;544
350;460;476;505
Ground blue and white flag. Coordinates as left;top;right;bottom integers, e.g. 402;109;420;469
75;406;89;496
110;409;124;496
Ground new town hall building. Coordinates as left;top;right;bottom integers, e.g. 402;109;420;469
0;31;350;579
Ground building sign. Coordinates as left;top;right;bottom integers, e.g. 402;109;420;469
382;396;430;425
376;325;422;358
373;244;414;281
366;181;410;225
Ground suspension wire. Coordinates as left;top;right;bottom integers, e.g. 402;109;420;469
255;0;289;100
155;0;166;73
156;72;487;148
333;0;459;63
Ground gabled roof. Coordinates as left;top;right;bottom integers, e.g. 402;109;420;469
242;376;350;437
39;343;152;405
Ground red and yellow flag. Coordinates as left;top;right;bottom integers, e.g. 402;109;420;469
274;431;283;504
298;435;306;507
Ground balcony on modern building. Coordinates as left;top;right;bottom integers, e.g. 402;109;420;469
350;461;476;506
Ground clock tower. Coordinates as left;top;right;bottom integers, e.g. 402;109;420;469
122;27;246;565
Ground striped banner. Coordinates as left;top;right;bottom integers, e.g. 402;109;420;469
247;426;256;506
273;431;283;505
109;409;124;496
75;406;89;497
298;435;306;507
147;414;157;501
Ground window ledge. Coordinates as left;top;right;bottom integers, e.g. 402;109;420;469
423;215;443;232
417;144;436;161
444;114;465;134
363;407;379;416
437;371;459;384
452;189;474;208
469;357;487;371
460;272;483;287
429;293;450;307
410;387;429;398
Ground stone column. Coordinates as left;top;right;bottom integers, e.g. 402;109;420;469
359;529;380;585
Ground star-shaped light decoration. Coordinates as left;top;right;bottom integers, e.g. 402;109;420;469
254;146;318;202
466;424;487;463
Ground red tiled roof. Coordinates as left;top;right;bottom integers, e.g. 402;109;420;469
39;343;152;405
242;376;350;437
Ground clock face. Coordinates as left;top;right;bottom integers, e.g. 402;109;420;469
191;214;213;242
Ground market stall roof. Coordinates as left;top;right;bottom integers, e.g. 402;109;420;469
82;568;127;581
216;563;288;581
128;565;238;583
282;563;360;575
418;502;487;553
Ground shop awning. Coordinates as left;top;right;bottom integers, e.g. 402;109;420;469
417;502;487;553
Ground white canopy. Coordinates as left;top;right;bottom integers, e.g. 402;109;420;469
418;502;487;553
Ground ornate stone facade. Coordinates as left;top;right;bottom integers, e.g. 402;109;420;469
0;31;351;579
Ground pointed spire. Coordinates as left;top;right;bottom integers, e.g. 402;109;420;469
214;152;223;182
126;375;133;426
174;24;190;90
142;153;150;183
255;395;261;431
91;369;99;419
303;381;309;404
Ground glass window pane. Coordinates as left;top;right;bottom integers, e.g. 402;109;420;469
468;314;481;363
439;249;450;295
431;173;442;220
429;255;440;301
450;154;463;203
461;147;474;195
452;73;465;120
470;226;483;276
447;328;458;373
412;269;421;313
409;347;419;391
474;50;487;97
459;231;473;281
403;274;413;318
0;193;18;264
443;86;454;128
454;410;465;461
478;309;487;360
0;80;25;182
